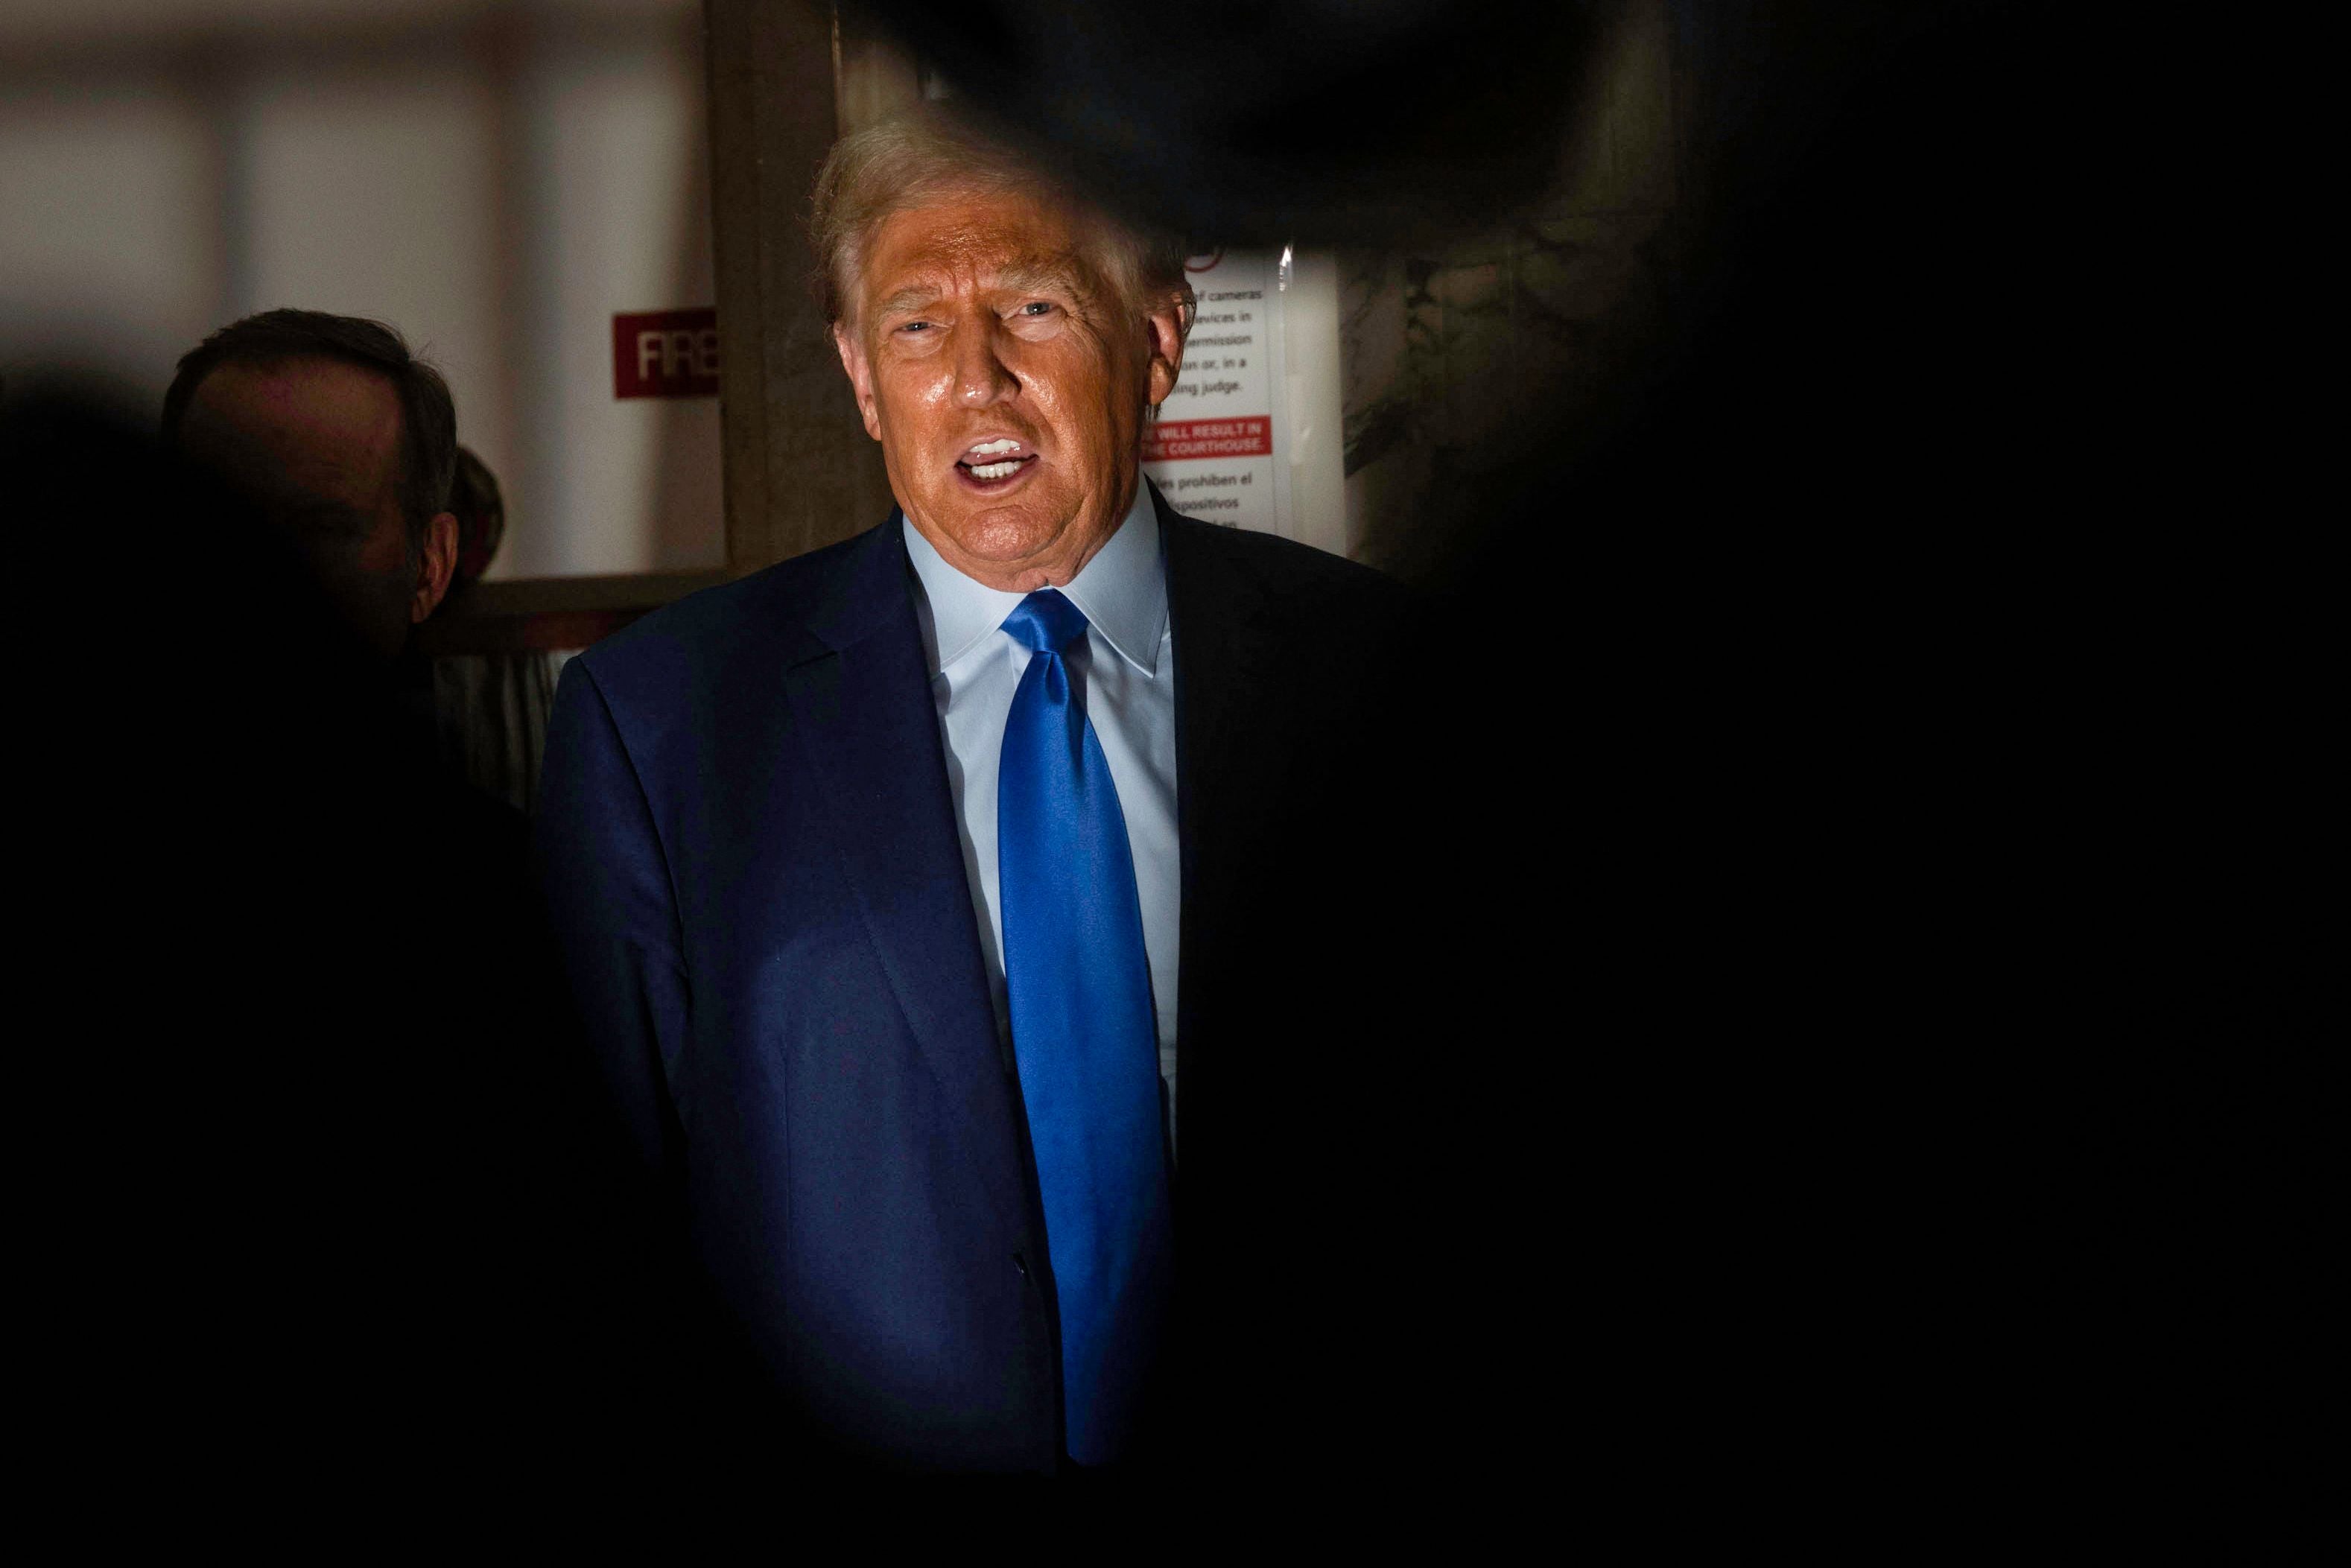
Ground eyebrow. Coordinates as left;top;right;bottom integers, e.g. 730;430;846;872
873;262;1090;320
991;262;1086;299
877;285;945;319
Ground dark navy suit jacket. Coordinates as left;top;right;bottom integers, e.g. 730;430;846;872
535;491;1399;1472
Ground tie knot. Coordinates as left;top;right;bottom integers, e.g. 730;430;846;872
1000;588;1090;656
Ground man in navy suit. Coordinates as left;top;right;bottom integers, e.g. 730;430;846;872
536;108;1398;1475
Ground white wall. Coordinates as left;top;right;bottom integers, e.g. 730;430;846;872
0;0;721;579
512;28;720;576
238;56;510;533
0;76;218;404
1281;248;1348;560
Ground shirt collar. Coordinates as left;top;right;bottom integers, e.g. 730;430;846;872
903;480;1167;678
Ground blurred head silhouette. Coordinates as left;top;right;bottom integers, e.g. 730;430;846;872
165;309;460;659
445;445;507;601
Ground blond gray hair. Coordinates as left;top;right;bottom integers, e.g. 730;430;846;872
811;107;1193;329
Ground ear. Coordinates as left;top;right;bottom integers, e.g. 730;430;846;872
834;323;883;442
1142;290;1193;410
410;510;459;623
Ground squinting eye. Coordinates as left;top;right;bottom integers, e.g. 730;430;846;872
1021;302;1053;316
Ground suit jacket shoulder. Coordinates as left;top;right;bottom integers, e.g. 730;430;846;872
1158;506;1403;629
571;521;892;714
1155;501;1407;743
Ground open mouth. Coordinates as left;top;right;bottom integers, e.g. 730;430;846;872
956;437;1038;488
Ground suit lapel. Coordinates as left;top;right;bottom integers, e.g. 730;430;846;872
1160;498;1284;1161
781;514;1034;1241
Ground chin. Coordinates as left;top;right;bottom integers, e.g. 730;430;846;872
945;507;1063;565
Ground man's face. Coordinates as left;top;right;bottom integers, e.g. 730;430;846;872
834;190;1186;591
177;356;454;658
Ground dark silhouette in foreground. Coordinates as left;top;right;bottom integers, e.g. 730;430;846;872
10;394;641;1489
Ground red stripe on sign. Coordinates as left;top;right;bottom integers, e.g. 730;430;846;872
1142;415;1272;462
614;308;720;399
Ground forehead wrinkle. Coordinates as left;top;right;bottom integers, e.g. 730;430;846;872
866;195;1102;285
879;243;1074;286
990;260;1091;299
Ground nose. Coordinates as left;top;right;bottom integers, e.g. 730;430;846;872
955;317;1015;407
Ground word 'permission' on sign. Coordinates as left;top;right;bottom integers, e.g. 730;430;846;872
613;308;720;399
1142;416;1272;462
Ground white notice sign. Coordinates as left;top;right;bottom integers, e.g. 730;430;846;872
1143;250;1289;536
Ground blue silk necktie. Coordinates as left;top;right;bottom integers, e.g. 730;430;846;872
997;588;1173;1466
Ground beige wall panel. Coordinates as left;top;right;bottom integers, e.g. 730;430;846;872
507;31;722;577
240;57;508;514
0;80;218;407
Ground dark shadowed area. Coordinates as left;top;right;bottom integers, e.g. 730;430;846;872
818;0;2317;1509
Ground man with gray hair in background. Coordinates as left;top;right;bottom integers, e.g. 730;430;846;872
537;106;1400;1476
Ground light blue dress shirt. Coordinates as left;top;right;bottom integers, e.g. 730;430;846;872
904;483;1182;1152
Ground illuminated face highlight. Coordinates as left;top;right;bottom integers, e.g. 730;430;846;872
834;191;1185;591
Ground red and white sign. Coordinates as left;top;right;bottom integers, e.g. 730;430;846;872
1142;248;1345;554
1140;250;1285;532
1141;416;1272;463
613;308;720;399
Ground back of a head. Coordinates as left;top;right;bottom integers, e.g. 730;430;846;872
447;445;507;598
162;308;459;553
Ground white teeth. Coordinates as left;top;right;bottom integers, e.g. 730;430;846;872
968;438;1021;457
968;460;1022;480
